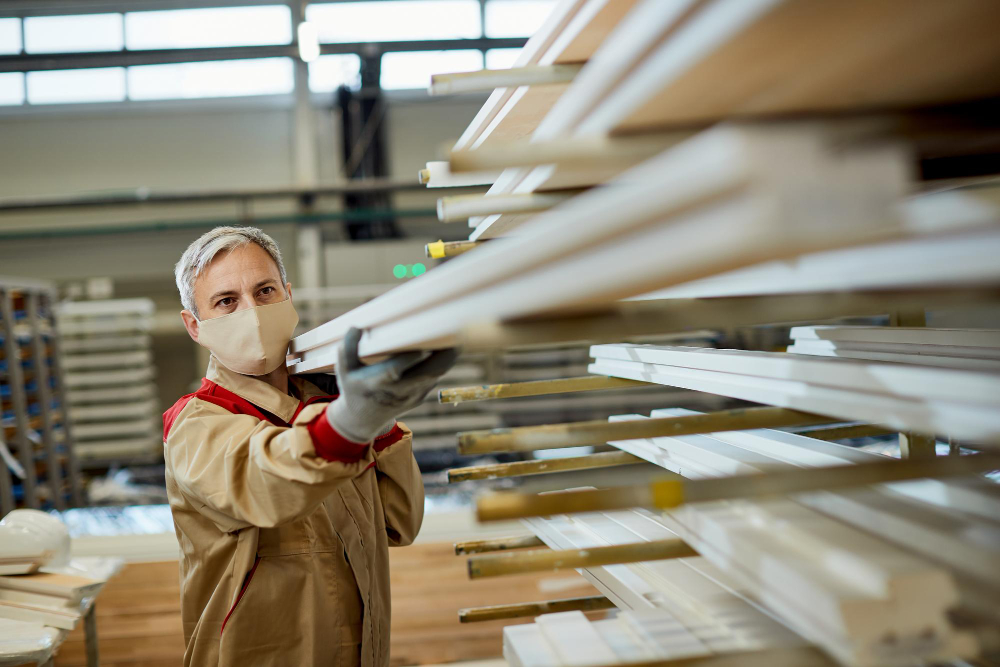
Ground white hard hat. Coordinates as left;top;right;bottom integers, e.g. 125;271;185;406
0;510;71;572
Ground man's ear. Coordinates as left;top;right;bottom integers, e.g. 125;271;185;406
180;310;200;344
286;283;293;303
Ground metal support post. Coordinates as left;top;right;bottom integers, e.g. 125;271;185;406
44;293;84;507
26;292;64;510
84;603;99;667
0;428;14;515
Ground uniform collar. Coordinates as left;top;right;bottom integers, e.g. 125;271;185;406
206;355;324;424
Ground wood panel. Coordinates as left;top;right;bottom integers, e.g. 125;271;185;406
52;544;599;667
579;0;1000;134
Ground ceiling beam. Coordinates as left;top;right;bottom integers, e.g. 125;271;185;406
0;38;527;72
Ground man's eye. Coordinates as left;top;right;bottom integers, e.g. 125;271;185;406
260;287;274;295
218;297;235;307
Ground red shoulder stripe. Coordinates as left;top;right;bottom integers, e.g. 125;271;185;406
162;378;287;442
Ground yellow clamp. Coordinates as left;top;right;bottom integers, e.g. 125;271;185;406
650;479;685;509
426;240;446;259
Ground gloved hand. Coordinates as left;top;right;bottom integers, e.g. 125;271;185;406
325;327;459;443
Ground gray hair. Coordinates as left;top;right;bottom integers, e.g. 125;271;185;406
174;226;288;318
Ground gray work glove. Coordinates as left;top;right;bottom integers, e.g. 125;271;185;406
325;327;459;443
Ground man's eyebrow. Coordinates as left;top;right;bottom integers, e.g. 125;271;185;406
253;279;278;291
207;289;238;304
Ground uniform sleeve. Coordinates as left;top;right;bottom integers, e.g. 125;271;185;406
373;423;425;547
166;399;373;532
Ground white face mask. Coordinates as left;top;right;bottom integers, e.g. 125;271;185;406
196;298;299;376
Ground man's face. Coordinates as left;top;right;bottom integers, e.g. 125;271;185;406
180;242;292;343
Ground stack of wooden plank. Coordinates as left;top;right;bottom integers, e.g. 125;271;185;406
506;408;1000;665
587;343;1000;444
291;0;1000;372
504;609;830;667
0;571;103;631
291;122;910;372
517;509;815;661
787;326;1000;371
437;0;1000;240
57;299;160;466
597;410;999;661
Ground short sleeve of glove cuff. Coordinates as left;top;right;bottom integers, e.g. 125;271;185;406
307;412;370;462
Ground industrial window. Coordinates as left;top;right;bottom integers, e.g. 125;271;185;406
486;48;523;70
484;0;557;38
27;67;127;105
128;58;294;100
0;73;25;105
0;18;21;55
125;6;292;50
380;49;483;90
23;14;124;54
307;1;481;43
308;54;362;93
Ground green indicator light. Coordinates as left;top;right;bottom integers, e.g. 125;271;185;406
412;263;426;276
392;264;407;279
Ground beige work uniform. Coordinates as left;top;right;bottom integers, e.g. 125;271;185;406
163;357;424;667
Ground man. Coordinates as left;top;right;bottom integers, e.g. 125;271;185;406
163;226;456;666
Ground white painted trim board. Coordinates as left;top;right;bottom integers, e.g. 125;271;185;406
589;344;1000;407
588;359;1000;443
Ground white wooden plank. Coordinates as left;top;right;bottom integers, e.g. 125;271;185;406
290;123;907;369
614;410;1000;607
56;299;155;317
577;0;1000;134
72;419;157;440
58;335;151;353
589;344;1000;407
633;228;1000;300
453;0;590;150
785;343;1000;372
66;384;156;405
56;317;152;335
786;338;1000;361
790;326;1000;349
429;64;582;96
522;511;811;654
421;161;499;188
588;359;1000;443
537;611;619;666
60;351;153;371
0;600;79;630
504;623;564;667
68;400;158;423
437;191;576;222
75;439;161;460
667;501;972;667
533;0;704;140
577;0;783;134
650;408;1000;521
619;610;708;660
62;368;155;388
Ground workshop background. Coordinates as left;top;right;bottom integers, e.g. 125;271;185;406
2;1;1000;666
0;3;695;664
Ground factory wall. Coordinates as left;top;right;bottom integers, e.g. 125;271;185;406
0;93;484;403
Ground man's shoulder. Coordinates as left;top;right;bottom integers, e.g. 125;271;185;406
163;379;240;441
163;379;284;443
